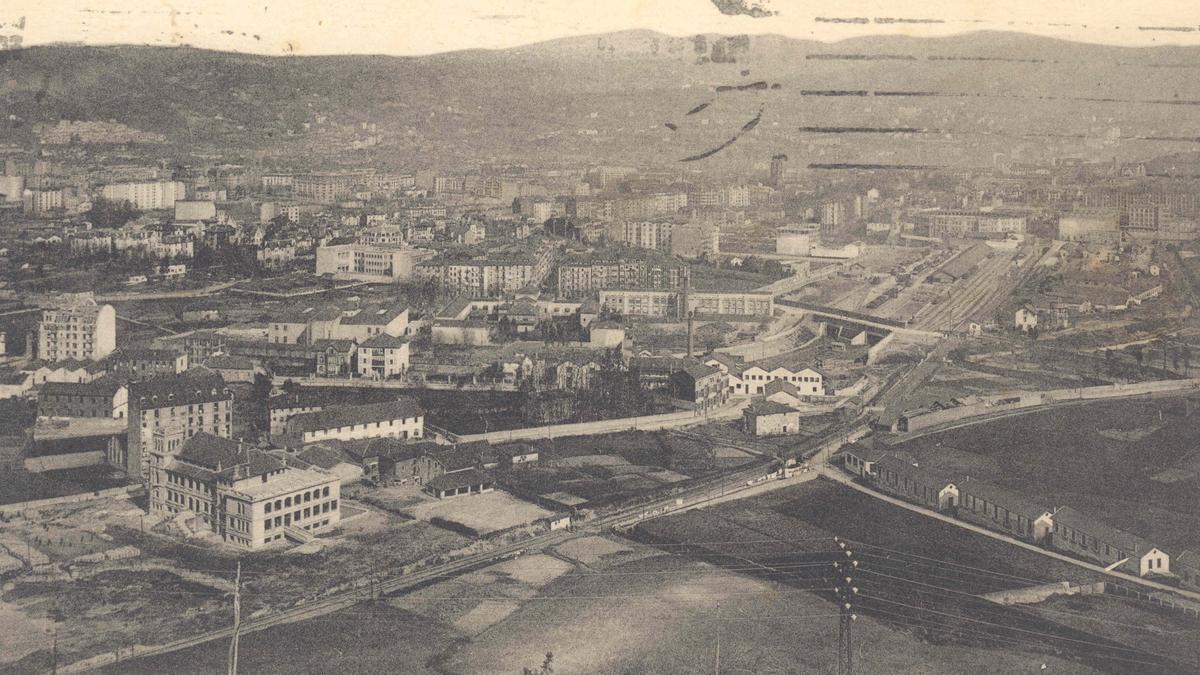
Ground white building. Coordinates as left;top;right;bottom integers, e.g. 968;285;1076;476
37;293;117;361
148;431;341;550
356;334;411;379
101;180;187;211
315;242;433;282
285;398;425;444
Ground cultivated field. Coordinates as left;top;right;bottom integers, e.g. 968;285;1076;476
890;396;1200;552
629;479;1187;673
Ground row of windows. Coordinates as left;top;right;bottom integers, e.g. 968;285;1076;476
264;500;337;530
165;490;211;513
166;473;212;494
743;373;820;383
265;486;332;513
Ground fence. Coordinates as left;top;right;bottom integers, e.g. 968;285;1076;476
0;485;142;515
455;403;743;445
1105;582;1200;620
897;378;1200;432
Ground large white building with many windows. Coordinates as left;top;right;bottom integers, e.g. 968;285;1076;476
315;242;433;282
148;431;340;550
101;180;187;211
37;293;117;362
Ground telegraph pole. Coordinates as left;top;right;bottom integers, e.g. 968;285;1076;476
832;537;858;675
227;560;241;675
714;601;720;675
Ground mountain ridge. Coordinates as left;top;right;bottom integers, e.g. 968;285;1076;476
5;31;1200;169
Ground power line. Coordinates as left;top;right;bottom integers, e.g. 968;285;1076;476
832;537;858;675
227;560;241;675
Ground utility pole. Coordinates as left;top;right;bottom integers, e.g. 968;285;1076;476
227;560;241;675
832;537;858;675
714;601;720;675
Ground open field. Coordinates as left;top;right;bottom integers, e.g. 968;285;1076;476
91;542;1101;675
889;396;1200;552
630;479;1189;673
401;489;555;535
500;428;763;510
0;496;471;673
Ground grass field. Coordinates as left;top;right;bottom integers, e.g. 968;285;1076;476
629;479;1186;673
890;397;1200;552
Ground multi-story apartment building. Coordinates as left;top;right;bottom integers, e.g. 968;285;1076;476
294;173;357;203
23;189;63;214
101;180;187;211
121;372;233;482
598;289;773;318
148;430;340;549
69;231;115;256
107;348;189;379
928;210;1027;238
284;398;424;444
37;379;128;419
416;245;557;298
356;334;411;379
38;293;117;362
556;254;686;297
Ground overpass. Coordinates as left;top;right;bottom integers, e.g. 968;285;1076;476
775;298;942;340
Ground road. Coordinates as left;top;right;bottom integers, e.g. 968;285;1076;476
64;406;864;674
26;280;241;306
820;466;1200;603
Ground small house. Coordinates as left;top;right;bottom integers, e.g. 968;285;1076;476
1049;507;1170;577
743;400;801;436
425;468;495;499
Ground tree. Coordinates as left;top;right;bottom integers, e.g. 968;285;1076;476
524;652;554;675
86;196;141;229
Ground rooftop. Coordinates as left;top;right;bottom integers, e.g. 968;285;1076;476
288;398;424;433
1052;506;1156;555
426;467;494;492
745;400;798;416
233;466;337;499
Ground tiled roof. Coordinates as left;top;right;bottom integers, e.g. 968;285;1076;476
745;400;797;416
130;372;230;407
342;305;406;326
288;398;424;433
1051;506;1155;555
176;433;246;470
360;334;409;349
957;478;1053;521
427;467;493;492
38;377;124;397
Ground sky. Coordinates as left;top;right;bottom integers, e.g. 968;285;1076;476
4;0;1200;56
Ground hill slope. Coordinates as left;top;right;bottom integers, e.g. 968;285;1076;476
4;31;1200;168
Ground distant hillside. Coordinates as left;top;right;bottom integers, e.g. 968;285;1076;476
5;31;1200;169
